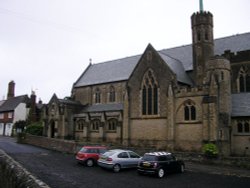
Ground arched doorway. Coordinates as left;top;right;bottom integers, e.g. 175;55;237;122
50;120;55;138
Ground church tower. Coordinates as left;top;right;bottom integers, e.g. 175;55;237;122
191;0;214;85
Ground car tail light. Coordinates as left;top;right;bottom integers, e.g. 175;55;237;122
106;157;113;161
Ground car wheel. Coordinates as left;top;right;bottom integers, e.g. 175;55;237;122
157;168;165;178
86;159;94;167
179;164;185;173
113;164;121;173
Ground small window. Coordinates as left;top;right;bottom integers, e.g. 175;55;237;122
244;123;249;133
91;120;100;131
95;88;101;103
8;112;13;119
109;86;116;102
108;119;117;131
0;113;3;119
237;123;243;133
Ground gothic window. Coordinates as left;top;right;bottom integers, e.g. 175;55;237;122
109;86;116;102
108;119;117;131
184;100;196;121
77;119;85;131
244;122;249;133
238;68;250;92
91;119;100;131
141;69;158;115
95;88;101;103
237;121;250;134
237;123;243;133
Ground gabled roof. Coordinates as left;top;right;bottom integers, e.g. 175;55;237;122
0;95;29;112
232;93;250;117
74;32;250;88
74;55;141;87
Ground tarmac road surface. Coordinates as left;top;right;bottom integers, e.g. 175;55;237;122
1;136;250;188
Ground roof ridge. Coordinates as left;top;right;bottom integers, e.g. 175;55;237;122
92;54;141;65
214;32;250;42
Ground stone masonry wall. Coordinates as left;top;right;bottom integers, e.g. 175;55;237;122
0;149;50;188
23;134;77;154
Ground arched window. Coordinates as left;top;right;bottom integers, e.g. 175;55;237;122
108;119;117;131
109;86;116;102
141;69;158;115
244;122;249;133
91;119;100;131
184;100;196;121
77;119;85;131
95;88;101;103
237;123;243;133
238;67;250;92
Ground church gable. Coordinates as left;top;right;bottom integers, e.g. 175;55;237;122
128;44;177;118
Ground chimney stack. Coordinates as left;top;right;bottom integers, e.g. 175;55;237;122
7;81;15;99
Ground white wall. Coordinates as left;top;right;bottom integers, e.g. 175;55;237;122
13;103;29;123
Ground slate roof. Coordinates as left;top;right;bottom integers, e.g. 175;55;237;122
0;95;29;112
232;93;250;117
81;103;123;113
74;32;250;88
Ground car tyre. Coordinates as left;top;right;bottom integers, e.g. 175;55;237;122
113;164;121;173
86;159;94;167
157;168;165;178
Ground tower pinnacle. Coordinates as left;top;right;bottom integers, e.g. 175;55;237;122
199;0;204;12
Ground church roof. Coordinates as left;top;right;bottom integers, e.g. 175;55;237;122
74;32;250;88
232;93;250;117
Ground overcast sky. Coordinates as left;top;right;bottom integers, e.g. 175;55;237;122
0;0;250;103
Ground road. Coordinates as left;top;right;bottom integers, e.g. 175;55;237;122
1;136;250;188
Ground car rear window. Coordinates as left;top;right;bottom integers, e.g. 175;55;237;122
103;151;116;157
142;154;157;161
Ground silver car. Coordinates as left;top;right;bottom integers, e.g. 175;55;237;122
98;149;141;172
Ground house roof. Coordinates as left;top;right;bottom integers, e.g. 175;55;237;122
74;32;250;88
232;93;250;117
0;95;29;112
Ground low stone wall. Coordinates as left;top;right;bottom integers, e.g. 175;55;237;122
23;134;77;153
0;149;50;188
21;135;250;169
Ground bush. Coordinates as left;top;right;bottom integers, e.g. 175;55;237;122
202;143;219;159
25;122;43;136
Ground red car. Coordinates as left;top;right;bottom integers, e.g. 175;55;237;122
76;146;107;167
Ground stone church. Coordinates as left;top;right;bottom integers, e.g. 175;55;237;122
43;6;250;156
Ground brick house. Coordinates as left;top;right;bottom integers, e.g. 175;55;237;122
44;6;250;156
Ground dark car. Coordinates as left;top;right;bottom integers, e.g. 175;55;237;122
76;146;107;167
137;152;185;178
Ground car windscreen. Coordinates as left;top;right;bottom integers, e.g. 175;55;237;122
142;154;157;161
